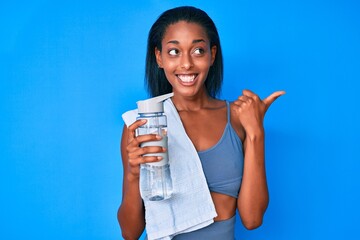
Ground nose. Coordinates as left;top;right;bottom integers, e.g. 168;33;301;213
180;53;193;69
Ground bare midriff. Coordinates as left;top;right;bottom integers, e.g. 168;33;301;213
211;192;237;221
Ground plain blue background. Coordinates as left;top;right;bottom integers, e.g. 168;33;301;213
1;0;359;239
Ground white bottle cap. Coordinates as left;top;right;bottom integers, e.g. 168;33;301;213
137;92;174;113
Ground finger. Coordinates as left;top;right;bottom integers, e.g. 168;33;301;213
127;135;162;156
232;100;243;109
127;119;147;140
128;119;147;132
233;98;248;107
263;90;286;111
142;155;163;163
128;155;162;168
237;95;250;102
243;89;262;102
242;89;256;98
132;134;162;146
129;145;166;159
128;146;165;166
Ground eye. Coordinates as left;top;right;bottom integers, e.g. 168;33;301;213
168;49;179;56
193;48;205;55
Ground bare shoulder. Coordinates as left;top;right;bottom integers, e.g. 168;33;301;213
229;101;245;142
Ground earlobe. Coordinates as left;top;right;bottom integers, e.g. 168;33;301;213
211;46;217;65
155;47;163;68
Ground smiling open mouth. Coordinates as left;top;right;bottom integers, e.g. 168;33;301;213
177;74;198;83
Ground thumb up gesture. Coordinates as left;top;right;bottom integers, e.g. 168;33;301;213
232;90;285;137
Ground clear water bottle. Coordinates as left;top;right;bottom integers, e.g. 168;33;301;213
136;93;173;201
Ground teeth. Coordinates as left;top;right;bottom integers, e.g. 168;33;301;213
178;74;196;83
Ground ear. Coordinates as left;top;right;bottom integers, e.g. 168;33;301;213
155;47;163;68
210;45;217;65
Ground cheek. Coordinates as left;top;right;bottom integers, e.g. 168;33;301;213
163;61;178;74
195;54;212;65
164;61;178;69
161;67;176;83
195;59;212;71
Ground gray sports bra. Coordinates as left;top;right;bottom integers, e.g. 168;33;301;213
198;101;244;198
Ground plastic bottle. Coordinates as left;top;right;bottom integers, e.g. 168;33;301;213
136;92;174;201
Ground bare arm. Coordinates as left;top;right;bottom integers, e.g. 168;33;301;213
117;124;145;239
233;90;285;229
117;121;165;239
237;129;269;229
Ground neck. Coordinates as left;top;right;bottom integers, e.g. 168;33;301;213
171;90;214;112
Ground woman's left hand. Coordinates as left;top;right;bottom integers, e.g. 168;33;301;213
233;89;285;137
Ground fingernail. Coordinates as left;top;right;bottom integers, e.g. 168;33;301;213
156;135;162;140
157;156;163;160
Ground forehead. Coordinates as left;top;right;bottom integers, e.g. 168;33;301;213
162;21;209;42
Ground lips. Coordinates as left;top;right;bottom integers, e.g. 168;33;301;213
176;74;198;83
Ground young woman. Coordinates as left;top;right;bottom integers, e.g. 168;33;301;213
118;6;285;240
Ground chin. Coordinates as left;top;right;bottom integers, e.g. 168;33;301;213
174;88;204;97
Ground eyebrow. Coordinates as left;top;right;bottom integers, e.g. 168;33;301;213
166;39;206;44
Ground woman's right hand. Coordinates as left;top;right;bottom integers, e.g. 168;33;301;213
125;119;166;179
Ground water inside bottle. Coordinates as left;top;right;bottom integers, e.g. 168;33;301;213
140;163;173;201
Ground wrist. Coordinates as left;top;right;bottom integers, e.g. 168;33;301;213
245;128;265;142
126;172;140;183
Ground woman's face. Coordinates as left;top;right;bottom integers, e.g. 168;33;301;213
155;21;217;97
